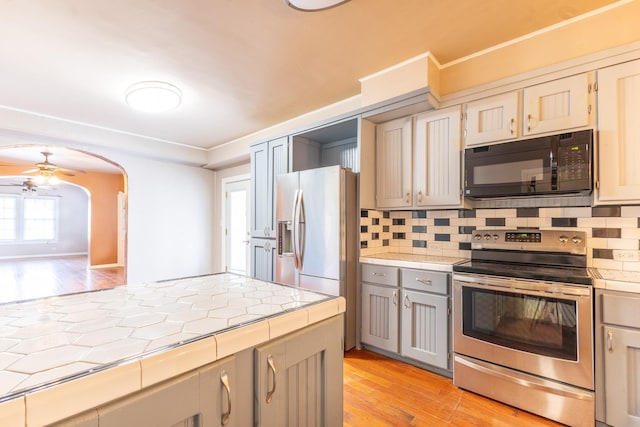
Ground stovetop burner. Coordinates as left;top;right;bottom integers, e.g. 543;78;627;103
453;229;593;285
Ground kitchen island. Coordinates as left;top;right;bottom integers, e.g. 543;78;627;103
0;273;345;426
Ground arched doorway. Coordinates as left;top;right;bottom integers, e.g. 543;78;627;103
0;145;127;302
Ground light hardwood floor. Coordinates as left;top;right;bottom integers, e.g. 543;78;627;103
344;349;564;427
0;255;124;304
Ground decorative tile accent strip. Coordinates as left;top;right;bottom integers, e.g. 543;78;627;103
412;225;427;233
552;218;578;227
592;228;622;238
434;218;450;226
485;218;506;226
360;210;368;218
459;242;472;251
593;249;614;259
412;240;427;248
592;206;621;217
393;233;406;239
459;226;476;234
517;208;540;218
412;210;427;218
435;234;450;242
392;218;405;226
458;209;476;218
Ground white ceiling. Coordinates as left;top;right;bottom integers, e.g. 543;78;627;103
0;0;620;162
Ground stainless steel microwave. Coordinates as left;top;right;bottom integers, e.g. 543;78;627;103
464;129;593;198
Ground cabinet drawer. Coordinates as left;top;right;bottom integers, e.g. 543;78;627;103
401;268;449;294
602;292;640;329
361;264;398;286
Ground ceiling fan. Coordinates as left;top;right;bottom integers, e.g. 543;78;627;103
23;151;86;181
0;178;41;194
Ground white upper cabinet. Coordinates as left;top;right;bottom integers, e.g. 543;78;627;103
465;91;519;147
414;106;462;207
522;72;594;136
375;116;413;208
597;59;640;204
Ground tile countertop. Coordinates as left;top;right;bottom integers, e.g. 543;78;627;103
0;273;344;426
359;252;467;272
361;253;640;293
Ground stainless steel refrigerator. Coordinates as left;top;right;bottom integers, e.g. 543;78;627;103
275;165;357;350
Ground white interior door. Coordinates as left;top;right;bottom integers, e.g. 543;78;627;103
224;178;251;275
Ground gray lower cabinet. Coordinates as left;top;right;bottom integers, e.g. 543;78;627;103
597;289;640;427
250;238;275;281
254;315;343;427
360;263;451;372
98;371;201;427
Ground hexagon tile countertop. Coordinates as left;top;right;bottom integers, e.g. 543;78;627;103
0;273;332;400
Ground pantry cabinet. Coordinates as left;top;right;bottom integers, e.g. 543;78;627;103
375;116;413;208
251;136;289;238
250;238;275;282
522;72;594;136
597;289;640;427
413;106;462;207
254;315;343;427
464;91;519;147
596;59;640;204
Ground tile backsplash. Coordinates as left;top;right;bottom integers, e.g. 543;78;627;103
359;205;640;271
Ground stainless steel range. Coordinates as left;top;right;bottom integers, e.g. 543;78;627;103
452;229;594;427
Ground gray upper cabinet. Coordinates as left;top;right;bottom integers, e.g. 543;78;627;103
250;238;275;282
375;116;413;208
250;136;289;238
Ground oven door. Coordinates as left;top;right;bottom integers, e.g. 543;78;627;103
464;137;553;197
453;273;594;390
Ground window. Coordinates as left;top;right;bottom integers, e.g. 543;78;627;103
0;195;58;242
23;198;57;240
0;196;17;240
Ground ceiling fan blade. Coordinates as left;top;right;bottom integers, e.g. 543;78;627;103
59;167;86;174
23;168;39;173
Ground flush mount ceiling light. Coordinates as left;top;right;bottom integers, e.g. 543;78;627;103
284;0;351;11
125;81;182;113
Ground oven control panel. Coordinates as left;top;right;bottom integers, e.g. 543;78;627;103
471;229;587;254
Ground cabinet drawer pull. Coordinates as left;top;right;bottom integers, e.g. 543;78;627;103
416;278;432;286
404;294;411;308
266;355;277;403
607;330;614;353
220;371;231;426
372;272;386;277
392;291;398;306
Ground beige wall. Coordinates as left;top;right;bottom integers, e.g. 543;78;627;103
440;0;640;95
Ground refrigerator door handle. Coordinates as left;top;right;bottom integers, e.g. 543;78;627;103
291;189;300;269
298;191;305;269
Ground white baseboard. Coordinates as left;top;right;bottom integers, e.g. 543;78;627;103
0;252;88;261
90;263;122;269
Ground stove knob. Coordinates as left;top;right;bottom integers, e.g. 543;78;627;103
572;235;583;244
492;234;499;240
558;235;569;243
484;234;492;240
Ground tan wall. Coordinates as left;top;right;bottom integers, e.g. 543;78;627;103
440;1;640;95
0;163;124;266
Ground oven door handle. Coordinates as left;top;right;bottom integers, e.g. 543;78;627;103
454;274;591;298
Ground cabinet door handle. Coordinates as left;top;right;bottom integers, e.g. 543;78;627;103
417;191;423;204
266;355;277;403
509;118;515;135
404;294;411;308
416;278;432;286
405;192;411;204
220;371;231;426
607;330;614;353
527;114;533;132
392;291;398;306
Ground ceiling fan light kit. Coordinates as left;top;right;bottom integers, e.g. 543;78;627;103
284;0;350;11
125;81;182;113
